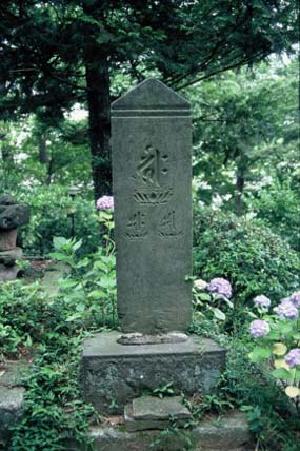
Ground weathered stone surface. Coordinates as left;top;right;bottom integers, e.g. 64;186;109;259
117;331;188;346
71;411;252;451
0;387;25;445
111;79;193;334
0;203;30;231
124;396;191;431
0;265;19;282
0;229;17;252
0;248;22;266
0;361;29;447
80;331;225;414
0;194;16;205
132;395;190;420
0;248;22;281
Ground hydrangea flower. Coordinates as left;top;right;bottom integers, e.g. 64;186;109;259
291;291;300;309
249;319;270;338
254;295;271;310
274;298;298;320
285;349;300;368
96;195;114;211
207;277;232;298
194;279;207;290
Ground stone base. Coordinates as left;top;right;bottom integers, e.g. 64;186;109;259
0;361;28;447
0;248;22;281
124;395;192;432
0;229;17;252
71;411;251;451
80;332;226;414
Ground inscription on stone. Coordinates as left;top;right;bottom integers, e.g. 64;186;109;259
112;79;193;334
158;210;182;238
125;212;147;240
134;144;173;204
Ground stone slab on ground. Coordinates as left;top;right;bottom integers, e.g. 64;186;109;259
124;395;191;431
0;265;19;282
80;331;226;414
41;261;70;296
0;248;22;267
70;411;251;451
0;361;29;447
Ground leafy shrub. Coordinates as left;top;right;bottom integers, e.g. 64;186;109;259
0;232;116;449
193;206;299;307
249;182;300;251
223;337;300;451
15;184;100;256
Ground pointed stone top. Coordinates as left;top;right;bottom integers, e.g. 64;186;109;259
112;79;190;113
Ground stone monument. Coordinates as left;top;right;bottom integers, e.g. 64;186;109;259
80;79;226;416
0;194;29;281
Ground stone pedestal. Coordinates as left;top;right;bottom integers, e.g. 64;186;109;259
0;248;22;281
0;229;17;251
80;331;226;414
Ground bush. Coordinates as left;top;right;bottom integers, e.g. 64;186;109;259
193;206;299;307
14;185;100;256
249;182;300;251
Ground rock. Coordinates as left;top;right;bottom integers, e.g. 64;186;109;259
80;331;226;414
0;265;19;282
0;229;17;252
124;396;191;431
0;194;16;205
0;248;22;266
0;361;29;447
68;411;252;451
0;203;30;231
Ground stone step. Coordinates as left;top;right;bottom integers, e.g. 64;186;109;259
0;361;29;448
124;395;192;432
82;410;252;451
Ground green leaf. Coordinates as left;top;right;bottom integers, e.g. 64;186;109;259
248;347;272;362
53;236;67;251
213;308;226;321
272;368;294;381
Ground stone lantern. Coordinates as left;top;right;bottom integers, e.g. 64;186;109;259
0;194;30;281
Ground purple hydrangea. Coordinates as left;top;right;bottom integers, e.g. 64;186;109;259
291;291;300;309
249;319;270;338
96;195;114;211
274;298;298;320
207;277;232;298
254;295;271;310
284;349;300;368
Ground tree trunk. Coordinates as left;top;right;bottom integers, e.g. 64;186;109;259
38;134;48;163
85;53;112;201
236;163;245;216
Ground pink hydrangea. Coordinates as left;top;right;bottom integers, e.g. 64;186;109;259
291;291;300;309
285;349;300;368
249;319;270;338
207;277;232;298
254;295;272;310
274;298;298;320
96;195;114;211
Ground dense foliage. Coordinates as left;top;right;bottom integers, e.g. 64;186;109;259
0;3;299;450
194;206;299;308
0;0;298;197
